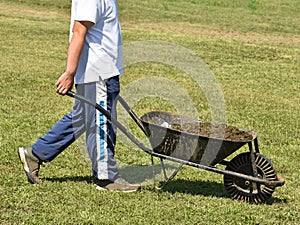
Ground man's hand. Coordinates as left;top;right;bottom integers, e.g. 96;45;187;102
55;72;74;95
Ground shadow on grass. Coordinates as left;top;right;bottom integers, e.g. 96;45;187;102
44;163;174;185
44;172;285;205
45;176;95;184
44;174;228;199
161;179;227;198
160;179;285;205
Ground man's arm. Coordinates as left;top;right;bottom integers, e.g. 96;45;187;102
56;21;94;95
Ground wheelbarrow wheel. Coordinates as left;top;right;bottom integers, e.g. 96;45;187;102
223;152;277;204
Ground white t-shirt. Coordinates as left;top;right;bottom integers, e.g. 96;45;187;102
70;0;123;84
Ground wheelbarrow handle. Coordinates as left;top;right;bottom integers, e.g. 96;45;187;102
117;95;148;136
66;90;111;120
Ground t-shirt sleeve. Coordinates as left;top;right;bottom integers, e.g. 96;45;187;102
74;0;100;24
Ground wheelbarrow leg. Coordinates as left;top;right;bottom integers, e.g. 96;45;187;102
160;158;168;180
158;160;184;189
151;155;158;189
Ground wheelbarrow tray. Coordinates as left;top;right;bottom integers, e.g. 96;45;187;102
140;111;257;166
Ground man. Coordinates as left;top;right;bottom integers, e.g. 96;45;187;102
17;0;140;192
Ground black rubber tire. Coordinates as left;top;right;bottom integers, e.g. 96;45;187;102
224;152;277;204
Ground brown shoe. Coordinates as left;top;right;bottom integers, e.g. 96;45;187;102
96;177;140;192
17;147;42;184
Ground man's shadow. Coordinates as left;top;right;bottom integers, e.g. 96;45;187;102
45;175;95;184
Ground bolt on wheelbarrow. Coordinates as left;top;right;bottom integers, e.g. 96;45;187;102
66;91;285;204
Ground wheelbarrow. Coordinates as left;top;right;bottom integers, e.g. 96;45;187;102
66;91;285;204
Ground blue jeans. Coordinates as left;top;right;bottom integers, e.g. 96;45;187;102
32;76;120;181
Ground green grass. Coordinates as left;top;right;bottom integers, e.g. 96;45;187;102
1;0;299;224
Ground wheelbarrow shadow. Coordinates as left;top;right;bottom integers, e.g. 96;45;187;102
118;163;227;198
160;179;285;205
118;165;233;201
161;179;227;198
118;163;285;205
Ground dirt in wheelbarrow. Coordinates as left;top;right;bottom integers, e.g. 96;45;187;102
143;112;254;142
171;122;253;142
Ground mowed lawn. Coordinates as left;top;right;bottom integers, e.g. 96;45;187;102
0;0;299;224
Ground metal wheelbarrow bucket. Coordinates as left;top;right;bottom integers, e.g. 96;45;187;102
140;111;257;166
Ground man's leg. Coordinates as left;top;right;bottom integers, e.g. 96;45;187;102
85;78;140;192
32;97;85;162
84;79;119;181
